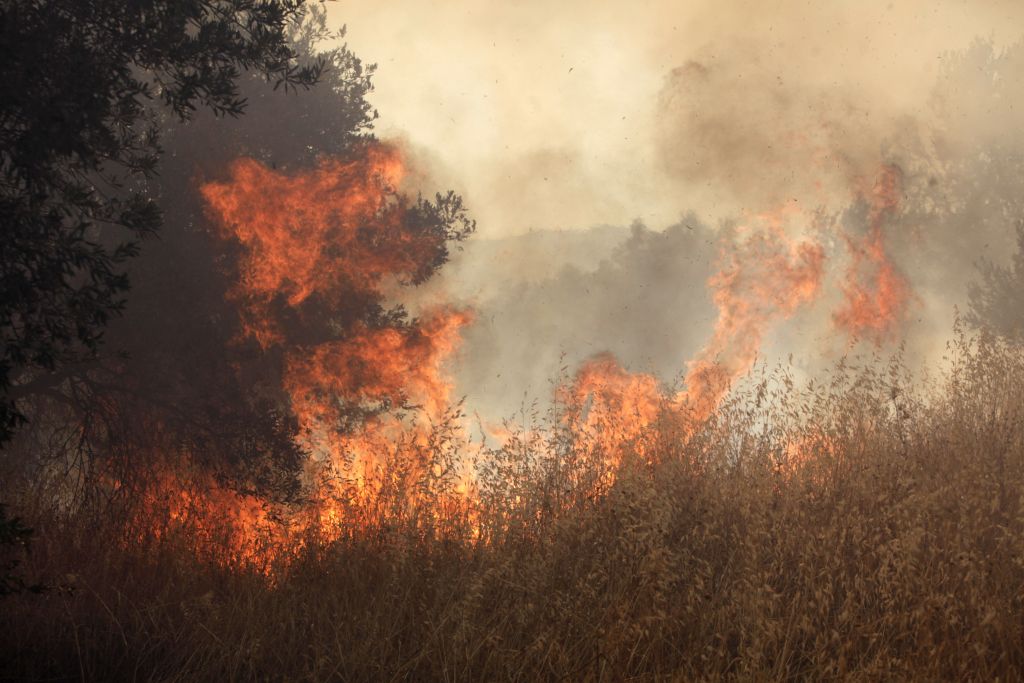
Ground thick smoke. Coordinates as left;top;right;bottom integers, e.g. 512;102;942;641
332;0;1024;237
654;50;897;214
425;32;1024;422
447;218;717;420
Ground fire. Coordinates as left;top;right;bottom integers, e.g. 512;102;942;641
122;467;297;572
775;429;841;493
563;211;825;465
289;306;473;541
833;165;913;344
563;353;662;467
562;167;912;455
681;212;825;420
172;142;477;559
283;307;472;454
200;144;450;348
134;139;908;571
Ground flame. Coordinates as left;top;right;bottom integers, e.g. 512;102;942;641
561;211;824;469
121;467;297;573
562;353;662;469
289;306;473;541
200;144;446;348
681;211;825;419
833;165;913;344
775;430;840;492
153;142;477;561
283;306;472;453
200;141;470;439
130;138;912;571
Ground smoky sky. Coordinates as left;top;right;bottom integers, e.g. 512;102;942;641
325;1;1024;421
332;0;1024;236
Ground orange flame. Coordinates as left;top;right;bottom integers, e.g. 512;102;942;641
171;143;476;559
200;144;446;348
200;142;470;445
833;165;913;344
122;467;297;573
562;211;825;468
681;212;825;419
284;307;472;450
562;353;662;469
133;139;911;570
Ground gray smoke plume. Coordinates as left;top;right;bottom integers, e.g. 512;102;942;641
425;36;1024;423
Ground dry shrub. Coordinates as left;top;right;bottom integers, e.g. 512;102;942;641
3;327;1024;680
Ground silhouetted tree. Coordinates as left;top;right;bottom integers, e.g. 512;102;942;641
894;40;1024;344
0;0;325;443
4;7;474;505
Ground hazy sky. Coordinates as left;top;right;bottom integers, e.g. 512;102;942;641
329;0;1024;239
322;1;1024;419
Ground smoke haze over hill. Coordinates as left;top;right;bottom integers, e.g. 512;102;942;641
331;1;1024;421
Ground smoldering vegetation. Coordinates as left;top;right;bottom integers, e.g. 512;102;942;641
3;3;1024;681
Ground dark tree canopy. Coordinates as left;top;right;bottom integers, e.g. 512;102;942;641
96;10;473;498
2;6;474;504
0;0;325;443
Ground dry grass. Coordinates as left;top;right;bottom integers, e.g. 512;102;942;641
3;328;1024;681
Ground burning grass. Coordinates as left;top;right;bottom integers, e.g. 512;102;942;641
3;327;1024;681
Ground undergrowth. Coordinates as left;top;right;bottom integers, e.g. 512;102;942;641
3;328;1024;681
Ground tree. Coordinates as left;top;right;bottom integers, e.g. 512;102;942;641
4;6;475;506
893;40;1024;344
0;0;326;443
969;222;1024;339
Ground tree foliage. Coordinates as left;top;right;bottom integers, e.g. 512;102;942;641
0;504;43;597
0;0;325;443
969;222;1024;339
3;5;475;504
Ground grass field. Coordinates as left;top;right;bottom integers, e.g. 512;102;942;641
3;329;1024;681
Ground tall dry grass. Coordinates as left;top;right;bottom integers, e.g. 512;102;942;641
3;326;1024;681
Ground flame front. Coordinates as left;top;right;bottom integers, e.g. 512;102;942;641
833;165;913;344
200;145;446;348
128;143;477;565
562;353;662;474
131;145;920;570
681;211;825;419
563;210;825;472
